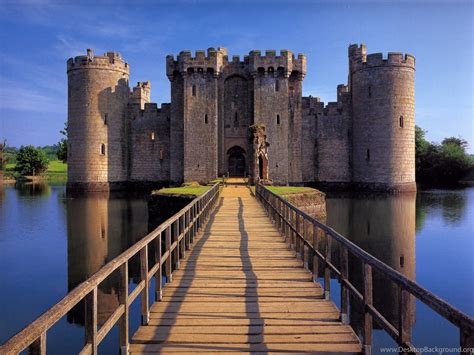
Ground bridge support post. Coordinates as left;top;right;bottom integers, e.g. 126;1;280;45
324;233;331;300
295;213;300;259
461;327;474;350
140;247;150;325
174;221;180;270
340;246;349;324
119;262;129;354
28;332;46;355
363;263;373;355
165;227;172;283
155;233;163;301
312;224;319;282
84;287;98;354
398;287;412;348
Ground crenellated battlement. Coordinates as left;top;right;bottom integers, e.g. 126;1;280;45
248;50;306;77
349;44;415;72
67;49;129;74
130;81;151;109
166;47;228;79
129;102;171;118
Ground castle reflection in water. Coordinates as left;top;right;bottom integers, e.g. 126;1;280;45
66;192;152;326
64;190;416;337
326;193;416;338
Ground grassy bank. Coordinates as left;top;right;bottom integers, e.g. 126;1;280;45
3;160;67;181
266;186;316;196
153;182;212;197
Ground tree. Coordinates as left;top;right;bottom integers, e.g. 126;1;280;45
0;140;6;170
441;137;469;151
57;122;68;163
415;127;473;186
15;145;49;176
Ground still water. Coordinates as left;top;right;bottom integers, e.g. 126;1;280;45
0;182;472;353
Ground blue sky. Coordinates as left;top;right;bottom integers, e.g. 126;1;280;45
0;0;472;152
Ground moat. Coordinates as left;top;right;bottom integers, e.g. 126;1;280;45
0;182;472;353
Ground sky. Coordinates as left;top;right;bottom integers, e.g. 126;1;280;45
0;0;472;152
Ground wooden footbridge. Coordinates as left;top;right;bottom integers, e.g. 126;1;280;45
1;181;473;354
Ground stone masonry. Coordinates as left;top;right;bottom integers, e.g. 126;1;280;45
66;44;416;192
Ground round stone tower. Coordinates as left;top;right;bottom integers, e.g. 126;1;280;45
67;49;130;191
349;44;416;191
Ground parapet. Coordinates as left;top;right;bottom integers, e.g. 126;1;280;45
349;44;415;72
248;50;306;78
129;102;171;118
67;48;129;74
166;47;228;79
302;96;323;111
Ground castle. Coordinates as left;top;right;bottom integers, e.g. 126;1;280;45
66;44;415;192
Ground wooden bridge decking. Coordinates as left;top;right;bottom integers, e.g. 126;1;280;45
130;186;362;353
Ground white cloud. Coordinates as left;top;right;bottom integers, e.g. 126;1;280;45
0;77;64;114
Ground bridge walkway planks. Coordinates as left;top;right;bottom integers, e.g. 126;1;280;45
130;185;362;353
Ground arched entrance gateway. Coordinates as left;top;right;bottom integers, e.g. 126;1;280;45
227;146;246;177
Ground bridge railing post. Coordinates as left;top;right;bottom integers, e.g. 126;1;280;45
363;262;373;355
155;233;162;301
398;287;412;348
278;199;282;232
140;246;149;325
118;262;129;354
185;210;190;251
165;226;172;283
28;332;46;355
295;211;301;259
340;246;349;324
173;221;180;270
181;214;186;259
302;218;308;267
84;287;98;354
324;232;331;300
312;224;319;282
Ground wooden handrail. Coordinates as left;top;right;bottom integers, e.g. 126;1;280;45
255;183;474;353
0;183;221;355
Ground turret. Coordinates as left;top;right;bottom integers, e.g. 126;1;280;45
130;81;151;109
248;50;306;78
67;49;130;191
166;47;228;80
166;48;226;183
349;44;416;191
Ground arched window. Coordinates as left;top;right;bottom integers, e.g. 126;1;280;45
160;149;164;160
399;115;404;128
275;79;280;92
151;132;155;141
103;113;108;125
192;85;196;96
205;114;208;124
368;86;372;98
366;148;370;161
234;112;239;127
277;114;280;125
100;144;106;155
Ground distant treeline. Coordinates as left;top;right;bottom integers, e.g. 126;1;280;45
416;126;474;186
3;145;60;164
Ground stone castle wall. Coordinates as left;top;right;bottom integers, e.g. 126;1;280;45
315;85;352;183
129;103;171;183
67;44;416;192
350;45;416;191
67;50;130;191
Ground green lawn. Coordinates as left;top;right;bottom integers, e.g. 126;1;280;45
153;185;212;197
266;186;316;196
44;160;67;175
3;160;67;180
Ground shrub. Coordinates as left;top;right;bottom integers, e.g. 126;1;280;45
15;145;49;176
